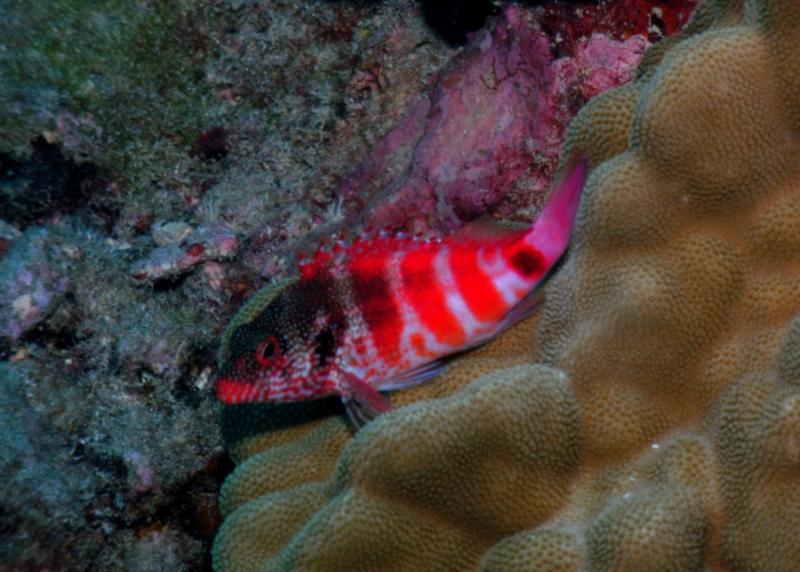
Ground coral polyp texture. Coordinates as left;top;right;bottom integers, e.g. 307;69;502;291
213;0;800;570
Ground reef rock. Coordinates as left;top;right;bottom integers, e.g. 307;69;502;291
0;227;69;341
343;8;649;233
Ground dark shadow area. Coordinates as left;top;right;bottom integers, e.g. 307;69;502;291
417;0;599;46
219;398;344;449
0;137;118;231
418;0;500;45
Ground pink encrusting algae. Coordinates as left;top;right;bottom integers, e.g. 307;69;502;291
216;157;587;425
335;6;657;236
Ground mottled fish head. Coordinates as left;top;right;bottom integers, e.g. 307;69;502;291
215;277;344;404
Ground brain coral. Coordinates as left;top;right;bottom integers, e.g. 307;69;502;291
213;0;800;569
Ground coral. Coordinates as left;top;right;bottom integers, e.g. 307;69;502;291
122;527;205;572
0;0;217;200
0;0;737;569
538;0;697;50
213;0;800;570
1;0;452;267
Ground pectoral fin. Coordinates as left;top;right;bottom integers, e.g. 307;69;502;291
378;359;448;391
494;284;546;334
341;374;393;429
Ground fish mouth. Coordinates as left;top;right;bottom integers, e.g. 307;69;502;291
216;377;269;404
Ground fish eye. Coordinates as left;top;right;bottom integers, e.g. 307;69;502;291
255;336;280;366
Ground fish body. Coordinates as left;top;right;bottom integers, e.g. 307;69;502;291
216;157;587;425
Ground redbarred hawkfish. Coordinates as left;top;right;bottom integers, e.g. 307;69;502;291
216;156;588;427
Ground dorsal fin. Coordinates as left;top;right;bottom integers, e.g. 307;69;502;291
449;215;527;244
297;225;439;280
298;243;334;279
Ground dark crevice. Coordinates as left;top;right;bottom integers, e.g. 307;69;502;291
416;0;601;47
125;453;233;572
151;273;191;292
191;126;229;162
0;137;119;231
171;346;216;408
418;0;499;45
18;293;83;352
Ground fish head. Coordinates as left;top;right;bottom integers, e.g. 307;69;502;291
215;277;343;404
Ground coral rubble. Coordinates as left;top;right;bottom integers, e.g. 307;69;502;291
213;0;800;570
130;224;240;284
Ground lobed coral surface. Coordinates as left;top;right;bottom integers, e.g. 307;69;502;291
213;0;800;570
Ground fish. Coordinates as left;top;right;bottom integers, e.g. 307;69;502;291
216;156;588;427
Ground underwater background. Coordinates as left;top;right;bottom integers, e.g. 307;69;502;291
4;0;800;570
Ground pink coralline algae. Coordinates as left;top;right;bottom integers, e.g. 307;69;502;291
130;224;240;284
557;33;648;101
540;0;697;46
338;7;650;234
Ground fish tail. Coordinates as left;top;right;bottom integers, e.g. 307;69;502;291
503;155;588;280
439;154;589;341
